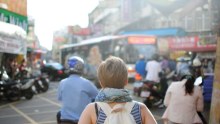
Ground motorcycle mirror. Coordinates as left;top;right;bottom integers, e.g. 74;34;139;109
194;76;202;86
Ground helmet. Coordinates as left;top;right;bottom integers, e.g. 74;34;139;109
193;58;201;67
68;56;84;74
139;54;144;59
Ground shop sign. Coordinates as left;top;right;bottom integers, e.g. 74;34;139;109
0;35;26;54
68;26;91;36
169;36;198;50
157;38;170;54
128;36;156;44
198;35;217;48
168;35;217;51
0;0;27;16
0;8;28;32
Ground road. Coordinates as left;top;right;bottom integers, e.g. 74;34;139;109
0;82;209;124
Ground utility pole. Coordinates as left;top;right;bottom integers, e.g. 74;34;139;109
209;0;220;123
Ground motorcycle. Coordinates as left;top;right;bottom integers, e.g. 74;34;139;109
140;80;162;108
0;68;35;101
0;70;21;101
16;78;35;100
31;70;50;94
12;69;35;100
141;71;169;108
133;73;146;97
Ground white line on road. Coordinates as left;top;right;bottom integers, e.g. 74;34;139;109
25;120;57;124
15;104;54;109
9;104;38;124
36;96;61;107
0;110;58;119
0;101;20;109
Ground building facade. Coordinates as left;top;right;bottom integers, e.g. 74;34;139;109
52;26;91;62
89;0;213;36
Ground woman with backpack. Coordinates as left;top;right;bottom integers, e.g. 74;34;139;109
78;56;157;124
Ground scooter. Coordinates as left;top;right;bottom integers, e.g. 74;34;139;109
12;69;35;100
140;80;162;108
31;70;49;94
0;69;21;101
0;68;35;101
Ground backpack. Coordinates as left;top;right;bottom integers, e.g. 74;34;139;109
95;102;142;124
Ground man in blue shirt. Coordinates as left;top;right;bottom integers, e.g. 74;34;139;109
135;54;147;79
57;56;98;124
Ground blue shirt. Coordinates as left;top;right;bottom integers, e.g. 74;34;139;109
58;74;98;121
135;59;146;78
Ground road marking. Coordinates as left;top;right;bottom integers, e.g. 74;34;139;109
0;114;20;118
0;110;58;119
25;120;57;124
0;101;20;109
15;104;53;109
154;114;162;120
43;89;57;94
9;104;38;124
38;120;57;124
36;96;61;107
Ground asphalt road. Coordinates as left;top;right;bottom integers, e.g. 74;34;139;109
0;82;210;124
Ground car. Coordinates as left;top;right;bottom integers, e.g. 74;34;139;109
40;62;68;81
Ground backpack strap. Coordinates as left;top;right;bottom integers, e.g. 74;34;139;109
95;102;142;124
130;102;142;124
95;102;109;124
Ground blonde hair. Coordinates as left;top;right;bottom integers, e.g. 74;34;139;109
98;56;128;89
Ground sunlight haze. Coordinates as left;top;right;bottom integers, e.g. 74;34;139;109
27;0;99;50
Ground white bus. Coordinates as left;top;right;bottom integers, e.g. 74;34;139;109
60;35;157;85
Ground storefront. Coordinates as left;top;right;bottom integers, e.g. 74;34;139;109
0;21;27;67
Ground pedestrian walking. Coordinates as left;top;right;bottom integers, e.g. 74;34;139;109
57;56;98;124
78;56;157;124
162;75;204;124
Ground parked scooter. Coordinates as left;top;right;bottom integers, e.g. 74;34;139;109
31;70;49;94
0;69;21;101
13;69;35;100
16;78;35;100
0;68;35;101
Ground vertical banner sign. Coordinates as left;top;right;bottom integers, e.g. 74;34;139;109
209;37;220;124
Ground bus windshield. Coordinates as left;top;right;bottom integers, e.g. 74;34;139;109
113;36;157;64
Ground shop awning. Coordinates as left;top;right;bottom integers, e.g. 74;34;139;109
0;21;27;55
119;28;186;37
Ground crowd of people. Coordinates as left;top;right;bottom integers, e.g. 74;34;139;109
134;53;210;124
57;56;157;124
56;54;211;124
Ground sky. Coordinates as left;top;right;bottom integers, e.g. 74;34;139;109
27;0;99;50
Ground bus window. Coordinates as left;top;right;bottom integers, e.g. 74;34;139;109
99;40;112;59
133;44;156;60
113;38;156;64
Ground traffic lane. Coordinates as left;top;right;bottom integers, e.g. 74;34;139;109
0;83;61;124
0;82;164;124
